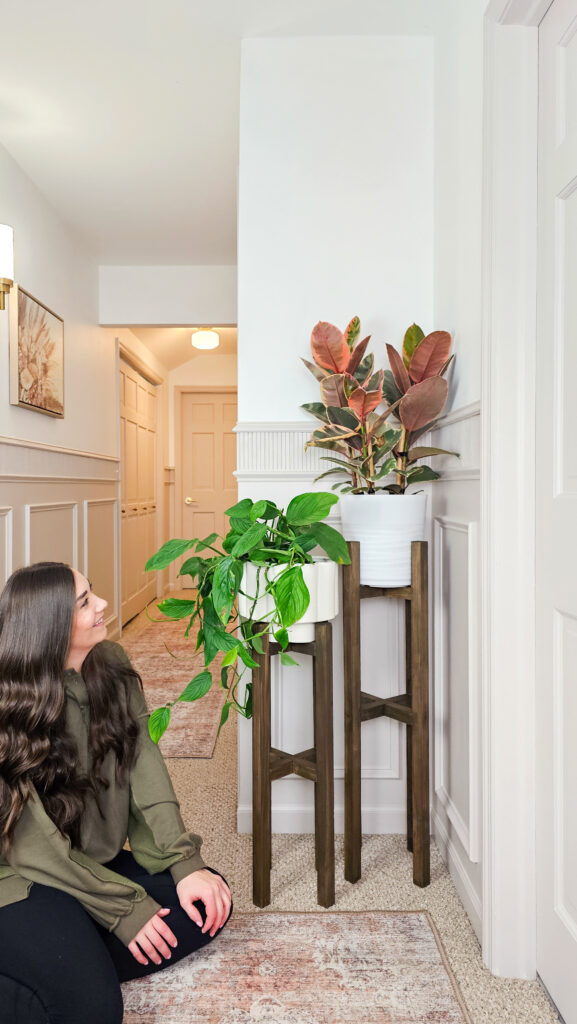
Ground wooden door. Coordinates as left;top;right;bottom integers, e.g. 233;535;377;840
536;1;577;1019
120;358;158;624
178;390;237;585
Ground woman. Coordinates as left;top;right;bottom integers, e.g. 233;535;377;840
0;562;232;1024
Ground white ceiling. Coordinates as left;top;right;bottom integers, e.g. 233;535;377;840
0;0;438;266
130;326;237;370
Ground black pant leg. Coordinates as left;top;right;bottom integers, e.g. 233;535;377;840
99;851;232;983
0;885;123;1024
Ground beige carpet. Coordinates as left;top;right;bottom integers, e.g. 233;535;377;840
123;910;472;1024
123;617;225;758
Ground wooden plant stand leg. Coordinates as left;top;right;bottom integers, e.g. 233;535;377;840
313;620;335;908
252;630;272;908
405;597;413;853
343;545;362;883
410;543;430;887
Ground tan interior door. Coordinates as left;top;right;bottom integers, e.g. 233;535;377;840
120;358;158;624
179;390;237;585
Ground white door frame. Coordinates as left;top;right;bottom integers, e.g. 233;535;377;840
481;0;554;979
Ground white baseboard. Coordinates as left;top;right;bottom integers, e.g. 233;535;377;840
432;806;482;942
237;804;409;835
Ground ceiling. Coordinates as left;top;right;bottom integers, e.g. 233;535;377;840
130;326;237;371
0;0;439;266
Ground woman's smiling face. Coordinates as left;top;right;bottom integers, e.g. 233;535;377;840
65;569;108;670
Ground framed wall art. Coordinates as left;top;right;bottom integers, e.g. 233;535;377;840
9;285;64;417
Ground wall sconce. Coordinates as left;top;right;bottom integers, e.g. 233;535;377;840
191;328;219;350
0;224;14;311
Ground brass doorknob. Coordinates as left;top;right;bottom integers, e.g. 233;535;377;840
184;496;198;504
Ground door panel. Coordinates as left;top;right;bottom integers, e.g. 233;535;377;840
537;2;577;1018
179;390;237;586
120;358;158;625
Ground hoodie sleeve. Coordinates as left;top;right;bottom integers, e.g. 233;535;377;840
125;668;206;885
4;786;161;946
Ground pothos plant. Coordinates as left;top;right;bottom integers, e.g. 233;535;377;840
144;491;350;742
302;318;457;493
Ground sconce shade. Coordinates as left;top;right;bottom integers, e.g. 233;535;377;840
0;224;14;311
191;329;219;350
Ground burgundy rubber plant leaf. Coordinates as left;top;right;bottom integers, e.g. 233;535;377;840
346;335;371;376
301;357;328;382
311;322;350;373
320;373;347;408
398;376;449;432
348;385;383;421
409;331;452;383
386;344;411;394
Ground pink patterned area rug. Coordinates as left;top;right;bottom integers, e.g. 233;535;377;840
122;911;471;1024
122;618;225;759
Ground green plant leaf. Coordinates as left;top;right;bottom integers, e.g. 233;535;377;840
244;682;253;719
237;644;259;669
274;627;289;650
344;316;360;350
178;671;213;702
220;667;229;689
157;598;197;620
353;352;374;385
280;652;300;667
373;457;397;480
298;523;348;564
250;500;268;520
326;405;360;430
406;466;441;483
148;706;171;743
407;446;458;463
145;538;197;571
221;647;239;668
225;498;253;517
301;402;330;424
285;492;337;526
231;522;268;557
212;555;243;623
178;555;205;579
272;566;310;628
402;323;425;369
218;702;231;734
250;633;264;654
202;600;240;665
382;369;403;407
196;533;219;552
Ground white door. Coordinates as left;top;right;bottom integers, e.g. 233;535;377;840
536;1;577;1018
120;358;158;624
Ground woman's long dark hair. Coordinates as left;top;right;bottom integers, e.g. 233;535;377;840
0;562;140;852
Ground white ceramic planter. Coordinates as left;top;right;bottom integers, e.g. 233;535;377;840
339;492;427;587
238;558;339;643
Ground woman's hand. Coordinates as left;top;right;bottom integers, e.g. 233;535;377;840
128;907;178;966
176;869;231;937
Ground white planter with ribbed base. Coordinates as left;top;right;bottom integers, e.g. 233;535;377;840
238;559;339;642
339;492;427;587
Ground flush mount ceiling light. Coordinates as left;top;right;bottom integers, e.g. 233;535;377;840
0;224;14;311
191;328;219;350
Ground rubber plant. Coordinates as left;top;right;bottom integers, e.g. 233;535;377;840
301;318;457;493
144;491;350;741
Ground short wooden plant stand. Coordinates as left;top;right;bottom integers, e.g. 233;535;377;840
251;621;335;909
342;540;430;888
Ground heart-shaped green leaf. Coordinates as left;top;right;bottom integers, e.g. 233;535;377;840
272;566;310;627
231;522;268;557
146;538;197;571
178;671;213;702
212;555;243;623
303;522;351;564
148;706;171;743
285;492;337;526
280;652;300;667
157;598;196;620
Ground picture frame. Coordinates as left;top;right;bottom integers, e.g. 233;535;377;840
9;284;64;417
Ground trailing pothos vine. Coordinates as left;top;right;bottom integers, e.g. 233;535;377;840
144;491;349;743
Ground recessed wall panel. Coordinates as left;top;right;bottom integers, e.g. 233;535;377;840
27;503;77;567
85;499;117;624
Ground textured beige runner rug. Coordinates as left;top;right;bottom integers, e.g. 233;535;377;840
122;618;225;758
122;911;472;1024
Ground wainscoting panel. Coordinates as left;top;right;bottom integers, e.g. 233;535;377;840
0;437;120;639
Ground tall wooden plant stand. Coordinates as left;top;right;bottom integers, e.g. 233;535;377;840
251;621;335;909
342;541;430;888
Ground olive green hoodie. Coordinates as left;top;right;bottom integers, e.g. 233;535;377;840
0;642;205;945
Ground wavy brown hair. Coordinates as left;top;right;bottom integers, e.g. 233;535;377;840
0;562;140;852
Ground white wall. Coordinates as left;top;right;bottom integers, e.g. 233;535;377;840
237;36;434;424
0;143;116;457
99;265;237;326
236;35;435;838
